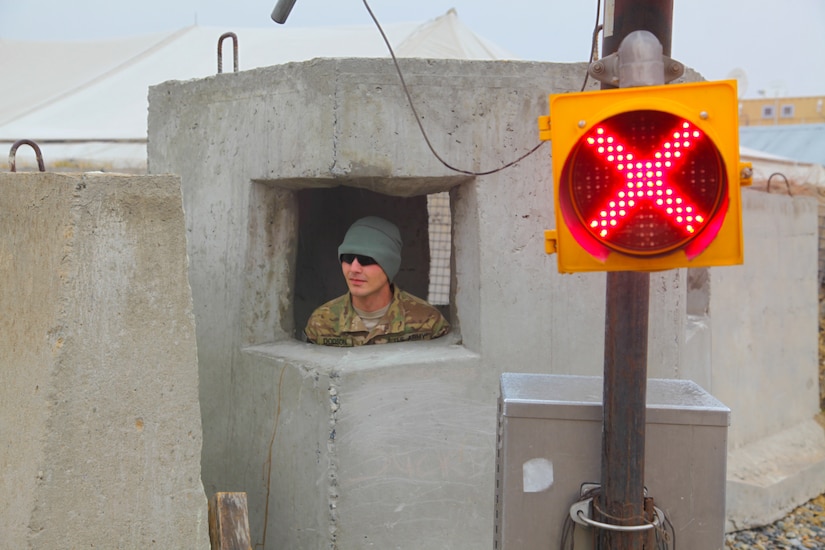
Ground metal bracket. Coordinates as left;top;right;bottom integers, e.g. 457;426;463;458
569;483;664;533
570;498;664;532
740;162;754;187
588;51;685;86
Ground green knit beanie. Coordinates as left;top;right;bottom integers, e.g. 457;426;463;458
338;216;402;282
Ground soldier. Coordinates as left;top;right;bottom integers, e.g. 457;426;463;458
305;216;450;346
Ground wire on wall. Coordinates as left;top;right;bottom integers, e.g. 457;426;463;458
361;0;546;176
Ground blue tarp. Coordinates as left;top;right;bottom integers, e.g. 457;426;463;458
740;124;825;167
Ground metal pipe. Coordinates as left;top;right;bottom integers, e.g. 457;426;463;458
602;0;674;57
596;2;675;549
597;270;649;550
271;0;298;24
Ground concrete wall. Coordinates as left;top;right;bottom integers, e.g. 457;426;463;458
147;58;821;546
0;173;209;549
702;189;824;529
710;190;819;445
233;342;485;549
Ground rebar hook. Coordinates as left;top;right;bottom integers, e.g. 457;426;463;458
9;139;45;172
217;32;239;74
767;172;792;196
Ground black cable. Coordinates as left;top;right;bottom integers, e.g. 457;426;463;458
362;0;546;176
580;0;603;92
559;510;575;549
663;511;676;549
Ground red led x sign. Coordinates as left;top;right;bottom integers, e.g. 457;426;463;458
583;120;706;240
540;80;747;273
559;110;727;260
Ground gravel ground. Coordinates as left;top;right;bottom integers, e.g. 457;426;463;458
725;494;825;549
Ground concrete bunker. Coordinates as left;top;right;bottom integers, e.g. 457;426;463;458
146;58;681;548
147;58;824;548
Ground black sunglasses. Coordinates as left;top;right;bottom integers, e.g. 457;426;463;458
340;253;378;266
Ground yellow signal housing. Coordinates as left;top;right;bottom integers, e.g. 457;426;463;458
540;80;747;273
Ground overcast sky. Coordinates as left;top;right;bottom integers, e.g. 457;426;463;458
1;0;823;99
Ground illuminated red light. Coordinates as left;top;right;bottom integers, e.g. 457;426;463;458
586;120;703;238
559;110;727;257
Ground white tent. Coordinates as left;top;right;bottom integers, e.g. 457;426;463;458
4;9;825;186
0;9;517;172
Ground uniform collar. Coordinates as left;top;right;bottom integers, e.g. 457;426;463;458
338;285;403;335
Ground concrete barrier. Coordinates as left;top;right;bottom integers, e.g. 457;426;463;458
0;172;209;549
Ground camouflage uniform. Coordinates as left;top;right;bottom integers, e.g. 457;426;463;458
305;285;450;346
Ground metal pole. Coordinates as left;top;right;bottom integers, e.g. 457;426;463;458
602;0;674;61
597;272;650;549
596;2;674;549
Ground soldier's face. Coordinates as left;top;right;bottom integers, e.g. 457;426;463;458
342;256;390;302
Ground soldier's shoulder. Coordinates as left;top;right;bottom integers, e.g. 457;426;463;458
396;288;435;308
396;289;447;325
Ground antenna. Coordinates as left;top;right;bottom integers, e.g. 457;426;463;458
271;0;298;24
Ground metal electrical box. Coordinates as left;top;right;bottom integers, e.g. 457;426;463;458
495;373;730;550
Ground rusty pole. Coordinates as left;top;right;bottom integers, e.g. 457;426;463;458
596;1;674;549
597;271;650;549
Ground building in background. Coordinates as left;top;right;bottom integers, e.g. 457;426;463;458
738;95;825;169
740;95;825;127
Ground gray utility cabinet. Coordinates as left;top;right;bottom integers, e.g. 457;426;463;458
495;373;730;550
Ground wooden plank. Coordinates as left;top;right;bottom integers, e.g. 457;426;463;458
209;492;252;550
